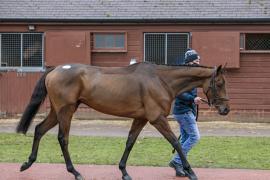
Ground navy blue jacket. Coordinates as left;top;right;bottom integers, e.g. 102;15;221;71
173;88;197;116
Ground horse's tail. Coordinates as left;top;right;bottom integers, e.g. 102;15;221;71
16;67;55;134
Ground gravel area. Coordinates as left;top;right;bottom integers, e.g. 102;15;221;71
1;118;270;137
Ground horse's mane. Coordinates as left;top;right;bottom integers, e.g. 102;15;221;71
99;62;213;75
137;61;213;70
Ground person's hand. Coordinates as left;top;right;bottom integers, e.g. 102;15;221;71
194;97;202;104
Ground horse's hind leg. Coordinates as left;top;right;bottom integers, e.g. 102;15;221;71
57;104;83;180
119;118;148;180
150;115;197;180
20;108;58;171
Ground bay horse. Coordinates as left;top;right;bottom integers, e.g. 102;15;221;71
16;62;230;180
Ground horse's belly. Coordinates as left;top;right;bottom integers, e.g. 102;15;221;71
81;99;145;118
80;76;145;118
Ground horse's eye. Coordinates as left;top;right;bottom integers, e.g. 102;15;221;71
216;83;223;88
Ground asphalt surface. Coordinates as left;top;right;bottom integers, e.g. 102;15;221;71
1;118;270;137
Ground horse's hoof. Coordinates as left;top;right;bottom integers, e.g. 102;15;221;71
122;174;132;180
20;162;31;172
75;174;84;180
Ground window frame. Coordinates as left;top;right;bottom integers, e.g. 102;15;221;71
0;32;44;72
92;31;127;52
240;32;270;53
143;32;190;64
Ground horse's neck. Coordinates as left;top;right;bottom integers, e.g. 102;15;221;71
158;66;213;97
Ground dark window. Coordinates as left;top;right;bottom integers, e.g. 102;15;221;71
1;34;21;67
0;33;43;70
241;33;270;51
93;32;127;52
22;34;43;67
144;33;189;65
144;34;165;64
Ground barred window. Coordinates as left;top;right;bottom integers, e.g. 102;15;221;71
240;33;270;51
0;33;44;71
144;33;189;65
92;32;127;52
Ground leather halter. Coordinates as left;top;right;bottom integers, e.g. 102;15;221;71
204;66;229;107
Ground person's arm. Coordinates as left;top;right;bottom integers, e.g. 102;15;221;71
177;92;195;103
177;89;202;104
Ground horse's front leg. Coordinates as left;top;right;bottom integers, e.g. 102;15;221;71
119;119;147;180
150;115;198;180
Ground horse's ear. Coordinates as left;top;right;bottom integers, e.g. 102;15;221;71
216;65;223;75
222;63;228;74
223;62;228;69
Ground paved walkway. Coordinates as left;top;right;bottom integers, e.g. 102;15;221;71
1;118;270;137
2;163;270;180
1;119;270;180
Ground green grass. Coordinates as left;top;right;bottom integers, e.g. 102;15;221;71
0;133;270;169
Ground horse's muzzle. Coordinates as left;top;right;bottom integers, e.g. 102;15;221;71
218;106;230;116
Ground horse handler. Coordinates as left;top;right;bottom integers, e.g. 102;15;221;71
169;49;203;177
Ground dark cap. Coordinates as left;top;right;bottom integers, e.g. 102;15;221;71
184;48;200;64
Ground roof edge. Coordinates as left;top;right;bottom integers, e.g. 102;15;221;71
1;18;270;24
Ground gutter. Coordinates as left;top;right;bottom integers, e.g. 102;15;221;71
1;18;270;25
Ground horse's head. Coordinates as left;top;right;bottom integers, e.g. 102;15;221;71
203;65;230;115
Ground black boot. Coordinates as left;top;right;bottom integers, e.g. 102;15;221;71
169;160;187;177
